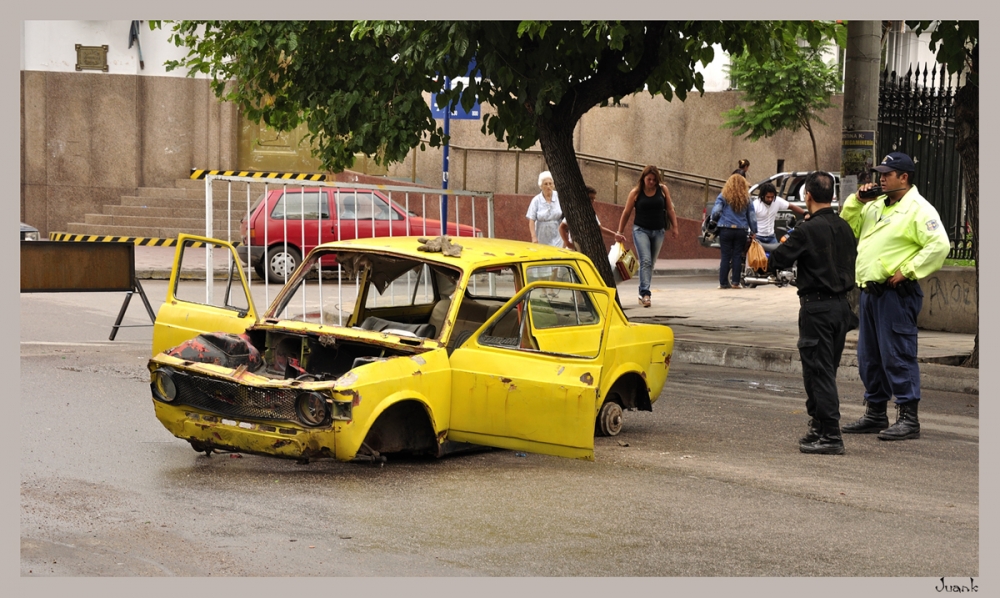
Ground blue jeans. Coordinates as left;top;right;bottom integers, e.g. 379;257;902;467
632;226;665;298
756;234;778;245
718;227;747;287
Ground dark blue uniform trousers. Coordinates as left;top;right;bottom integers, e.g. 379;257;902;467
798;296;851;424
857;285;923;404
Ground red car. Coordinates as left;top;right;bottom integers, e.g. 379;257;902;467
237;187;481;282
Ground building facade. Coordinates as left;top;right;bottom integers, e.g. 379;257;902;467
21;20;943;236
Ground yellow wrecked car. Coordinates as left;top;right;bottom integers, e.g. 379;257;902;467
148;234;673;463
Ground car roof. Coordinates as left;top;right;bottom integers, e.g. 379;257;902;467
313;236;585;269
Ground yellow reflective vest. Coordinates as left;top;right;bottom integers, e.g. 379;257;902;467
839;185;950;287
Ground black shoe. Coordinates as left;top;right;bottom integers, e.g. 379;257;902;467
798;419;821;446
842;399;889;434
878;402;920;441
800;422;845;455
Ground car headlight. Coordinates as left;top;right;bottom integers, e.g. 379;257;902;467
151;368;178;402
295;392;330;427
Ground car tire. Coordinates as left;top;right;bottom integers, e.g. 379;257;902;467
253;262;266;281
265;245;301;284
596;399;624;437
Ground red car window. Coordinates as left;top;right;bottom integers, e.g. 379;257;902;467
270;191;330;220
335;191;401;221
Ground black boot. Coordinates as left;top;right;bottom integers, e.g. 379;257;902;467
799;422;845;455
878;402;920;441
798;418;821;446
842;400;889;434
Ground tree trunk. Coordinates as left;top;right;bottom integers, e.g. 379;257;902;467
954;50;978;368
805;120;819;170
535;121;618;289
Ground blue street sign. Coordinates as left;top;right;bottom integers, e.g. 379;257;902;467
430;83;481;120
431;59;481;120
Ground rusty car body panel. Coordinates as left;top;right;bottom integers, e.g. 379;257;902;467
148;234;674;463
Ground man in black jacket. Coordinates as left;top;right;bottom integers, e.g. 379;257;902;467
768;171;858;454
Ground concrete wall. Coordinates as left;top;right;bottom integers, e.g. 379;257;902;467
20;65;844;241
387;91;846;222
918;267;978;334
20;71;238;235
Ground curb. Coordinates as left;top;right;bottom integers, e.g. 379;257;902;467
653;268;718;277
672;339;978;395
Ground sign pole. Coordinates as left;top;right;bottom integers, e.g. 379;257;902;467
441;76;450;229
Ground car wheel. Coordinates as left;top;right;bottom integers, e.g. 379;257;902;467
253;262;266;281
596;399;624;437
265;245;301;284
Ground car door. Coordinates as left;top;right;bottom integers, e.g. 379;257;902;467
448;281;613;460
151;234;258;356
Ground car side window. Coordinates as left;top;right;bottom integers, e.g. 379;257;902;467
172;239;252;315
478;285;603;358
525;264;581;285
527;286;600;329
466;265;520;300
337;192;400;221
269;191;329;220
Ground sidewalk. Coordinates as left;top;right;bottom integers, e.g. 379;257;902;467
133;246;978;394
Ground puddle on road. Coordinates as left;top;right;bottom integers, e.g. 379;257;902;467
747;380;785;392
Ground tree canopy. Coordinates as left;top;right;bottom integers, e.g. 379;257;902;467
906;20;978;85
722;44;843;170
155;20;844;287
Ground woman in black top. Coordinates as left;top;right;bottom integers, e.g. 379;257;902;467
615;165;679;307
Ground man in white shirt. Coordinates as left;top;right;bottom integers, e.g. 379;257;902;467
754;182;805;245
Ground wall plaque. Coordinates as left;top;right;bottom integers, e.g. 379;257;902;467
75;44;109;72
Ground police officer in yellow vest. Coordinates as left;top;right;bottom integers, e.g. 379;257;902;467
839;152;950;440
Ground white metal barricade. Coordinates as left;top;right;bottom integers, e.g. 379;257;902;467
200;175;495;318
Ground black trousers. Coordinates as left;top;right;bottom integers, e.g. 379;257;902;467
797;296;851;424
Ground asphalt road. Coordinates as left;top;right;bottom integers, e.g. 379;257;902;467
20;282;978;578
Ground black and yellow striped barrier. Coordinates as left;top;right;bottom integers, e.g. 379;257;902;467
190;169;328;181
48;233;243;247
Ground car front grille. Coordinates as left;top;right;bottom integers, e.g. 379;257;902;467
172;371;299;422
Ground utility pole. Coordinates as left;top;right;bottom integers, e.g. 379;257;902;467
840;21;882;199
841;20;882;320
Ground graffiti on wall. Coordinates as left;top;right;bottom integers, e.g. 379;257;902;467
925;274;977;316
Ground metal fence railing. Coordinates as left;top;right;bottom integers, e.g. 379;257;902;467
879;64;971;260
197;174;494;308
